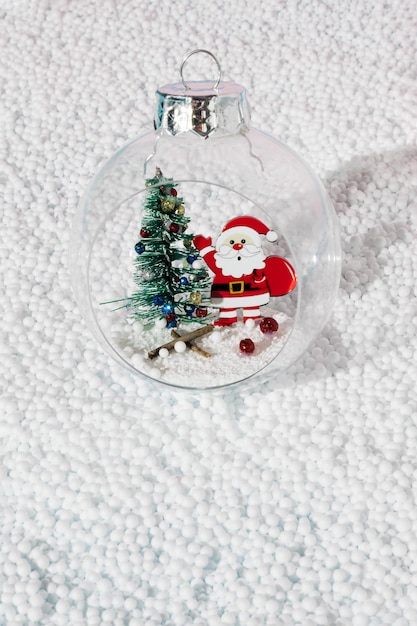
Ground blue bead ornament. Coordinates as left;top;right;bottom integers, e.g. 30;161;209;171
186;254;197;264
161;302;175;315
152;295;165;306
179;276;189;286
167;320;178;328
184;303;195;316
134;242;145;254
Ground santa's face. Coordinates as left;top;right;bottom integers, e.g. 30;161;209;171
214;230;266;278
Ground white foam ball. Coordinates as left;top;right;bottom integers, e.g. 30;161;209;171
265;598;281;614
302;597;318;612
159;348;169;358
27;607;43;622
123;345;134;357
245;318;255;329
275;547;292;563
126;514;139;528
174;341;187;353
130;353;143;368
210;330;223;344
132;319;144;332
56;585;69;598
102;609;117;622
124;598;137;611
56;599;70;614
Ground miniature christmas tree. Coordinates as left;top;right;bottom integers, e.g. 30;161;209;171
126;168;212;328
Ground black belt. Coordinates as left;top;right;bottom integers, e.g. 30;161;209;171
213;281;257;294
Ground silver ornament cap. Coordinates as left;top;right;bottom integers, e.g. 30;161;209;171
154;50;251;138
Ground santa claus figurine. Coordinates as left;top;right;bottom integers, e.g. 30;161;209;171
193;216;297;326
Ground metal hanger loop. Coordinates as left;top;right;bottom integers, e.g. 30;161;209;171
180;49;222;91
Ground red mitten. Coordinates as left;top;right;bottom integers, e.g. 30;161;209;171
193;235;212;251
253;268;265;282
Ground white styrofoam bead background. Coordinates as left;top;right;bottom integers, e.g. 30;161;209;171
1;0;417;624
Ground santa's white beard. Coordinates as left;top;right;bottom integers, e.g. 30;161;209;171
214;244;266;278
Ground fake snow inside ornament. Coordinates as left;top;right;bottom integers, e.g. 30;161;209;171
71;49;341;390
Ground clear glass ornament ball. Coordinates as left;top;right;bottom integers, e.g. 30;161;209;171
71;52;341;390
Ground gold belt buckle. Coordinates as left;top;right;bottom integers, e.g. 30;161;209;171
229;281;244;294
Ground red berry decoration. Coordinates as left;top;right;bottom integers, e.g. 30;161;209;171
170;188;178;196
260;317;279;334
169;222;180;233
140;228;151;238
196;307;207;318
165;313;176;322
239;338;255;354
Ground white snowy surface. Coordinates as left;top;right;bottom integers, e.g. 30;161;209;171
117;313;293;388
1;1;417;625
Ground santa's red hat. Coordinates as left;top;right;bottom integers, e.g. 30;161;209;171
217;215;278;248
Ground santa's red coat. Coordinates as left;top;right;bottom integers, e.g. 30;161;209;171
199;248;296;308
